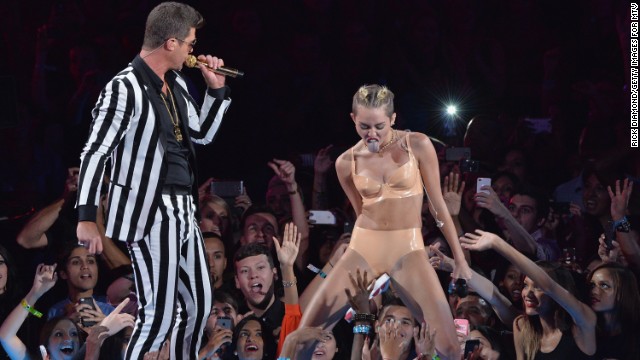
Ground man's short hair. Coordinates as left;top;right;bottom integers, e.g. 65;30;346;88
143;2;204;49
233;243;275;270
512;185;549;220
239;205;279;231
214;290;240;313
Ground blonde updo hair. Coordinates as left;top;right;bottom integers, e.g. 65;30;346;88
352;84;395;117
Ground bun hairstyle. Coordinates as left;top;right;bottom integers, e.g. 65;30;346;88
352;84;395;117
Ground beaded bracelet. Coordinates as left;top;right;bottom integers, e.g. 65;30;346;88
353;324;371;334
21;299;43;318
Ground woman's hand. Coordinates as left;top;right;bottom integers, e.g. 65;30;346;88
597;233;622;264
608;178;633;220
234;186;253;213
443;172;466;217
30;263;58;299
198;178;214;203
413;322;436;359
75;299;106;332
99;298;135;335
345;268;373;313
272;223;301;268
459;230;504;252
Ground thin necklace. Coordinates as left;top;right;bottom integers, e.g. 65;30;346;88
378;129;397;154
160;85;183;142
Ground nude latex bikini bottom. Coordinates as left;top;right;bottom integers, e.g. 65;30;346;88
348;226;425;275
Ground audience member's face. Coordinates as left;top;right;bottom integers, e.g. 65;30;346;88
210;300;239;326
589;268;616;313
266;185;291;219
241;213;278;248
47;318;80;360
62;247;98;292
455;295;492;327
468;330;500;360
204;236;227;287
499;265;523;304
236;320;264;360
200;201;230;235
492;176;515;204
0;253;7;295
583;174;610;217
378;305;415;339
312;331;338;360
508;194;540;233
522;276;553;316
235;255;276;309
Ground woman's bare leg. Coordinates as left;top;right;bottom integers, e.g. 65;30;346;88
299;249;373;328
390;250;461;360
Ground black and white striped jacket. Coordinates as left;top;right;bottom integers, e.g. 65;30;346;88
76;56;231;241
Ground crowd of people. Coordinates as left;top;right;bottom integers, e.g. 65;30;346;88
0;0;638;359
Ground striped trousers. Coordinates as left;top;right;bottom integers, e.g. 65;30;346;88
125;194;212;359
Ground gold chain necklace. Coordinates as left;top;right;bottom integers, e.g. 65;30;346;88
160;85;183;142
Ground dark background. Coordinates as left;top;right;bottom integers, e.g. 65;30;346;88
0;0;633;219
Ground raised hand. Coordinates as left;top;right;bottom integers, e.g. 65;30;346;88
473;186;508;218
272;223;301;268
413;322;437;359
443;172;466;216
198;178;215;203
234;186;253;213
597;233;622;264
460;230;503;252
99;298;135;335
608;178;633;220
31;263;58;299
428;244;455;273
268;159;297;186
344;268;373;313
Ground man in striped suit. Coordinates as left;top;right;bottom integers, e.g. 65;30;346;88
75;2;231;358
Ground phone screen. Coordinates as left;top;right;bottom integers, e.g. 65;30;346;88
464;339;480;358
476;178;491;194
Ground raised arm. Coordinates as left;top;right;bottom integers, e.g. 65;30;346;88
460;230;596;335
268;159;310;272
17;167;79;249
0;263;58;360
412;133;471;281
429;245;519;328
608;179;640;271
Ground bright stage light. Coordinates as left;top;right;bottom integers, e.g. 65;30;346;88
446;105;457;116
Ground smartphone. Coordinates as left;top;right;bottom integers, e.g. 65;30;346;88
460;159;481;174
309;210;337;225
454;318;469;337
476;177;491;194
604;220;616;250
78;297;98;327
464;339;481;358
445;147;471;162
216;317;232;330
210;180;244;198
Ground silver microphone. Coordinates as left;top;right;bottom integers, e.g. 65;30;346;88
184;55;244;78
